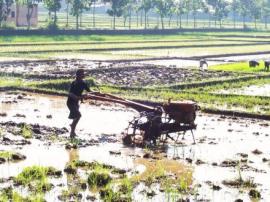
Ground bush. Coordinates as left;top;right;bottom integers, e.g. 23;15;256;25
46;20;59;31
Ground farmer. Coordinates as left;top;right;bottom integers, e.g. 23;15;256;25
67;69;92;138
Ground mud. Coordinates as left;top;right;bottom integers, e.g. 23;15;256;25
0;59;248;87
218;84;270;97
0;92;270;201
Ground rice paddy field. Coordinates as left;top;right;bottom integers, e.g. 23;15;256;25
0;31;270;202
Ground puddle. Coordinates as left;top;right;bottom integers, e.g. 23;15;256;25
0;92;270;201
0;92;135;136
217;84;270;97
138;59;226;68
215;54;270;62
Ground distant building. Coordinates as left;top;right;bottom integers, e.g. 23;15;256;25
6;4;38;27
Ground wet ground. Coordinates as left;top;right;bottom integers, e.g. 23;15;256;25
0;59;248;87
218;84;270;97
0;92;269;201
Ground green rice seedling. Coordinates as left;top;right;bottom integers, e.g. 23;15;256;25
118;177;133;199
0;151;12;160
99;185;124;202
21;124;33;139
164;179;179;202
87;165;112;188
15;166;57;193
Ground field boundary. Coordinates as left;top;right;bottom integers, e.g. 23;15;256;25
0;28;250;36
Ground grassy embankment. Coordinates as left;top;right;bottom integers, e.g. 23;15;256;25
1;32;270;60
1;73;269;115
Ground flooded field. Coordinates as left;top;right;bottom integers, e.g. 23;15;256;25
0;92;269;201
0;59;247;87
218;84;270;97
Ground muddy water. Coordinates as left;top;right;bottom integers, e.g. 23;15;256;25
216;54;270;62
0;92;135;135
137;59;226;68
218;84;270;97
1;92;270;201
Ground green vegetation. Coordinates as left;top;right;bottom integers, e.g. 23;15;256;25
0;78;23;88
210;62;267;73
0;151;26;162
2;32;270;60
0;187;45;202
1;0;270;30
21;124;33;139
15;166;60;192
1;72;268;115
0;151;12;160
87;169;112;188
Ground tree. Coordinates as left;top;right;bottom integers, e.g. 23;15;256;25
262;0;270;29
18;0;41;30
174;0;185;28
190;0;204;28
202;0;211;28
65;0;71;27
206;0;228;28
249;0;262;29
122;0;133;29
184;0;191;26
0;0;13;27
91;0;96;28
231;0;239;29
215;0;229;28
238;0;252;28
154;0;174;29
70;0;91;30
167;0;175;27
139;0;152;29
107;0;128;29
43;0;61;28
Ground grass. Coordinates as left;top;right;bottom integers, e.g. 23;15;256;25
23;76;270;115
0;40;255;53
15;166;60;192
21;124;33;139
87;165;112;188
210;62;267;73
0;187;45;202
2;32;270;60
0;77;23;88
133;158;192;188
63;160;132;201
0;151;12;160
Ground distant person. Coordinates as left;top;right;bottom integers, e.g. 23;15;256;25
199;59;208;70
67;69;92;138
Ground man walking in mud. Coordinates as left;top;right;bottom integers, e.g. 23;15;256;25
67;69;92;138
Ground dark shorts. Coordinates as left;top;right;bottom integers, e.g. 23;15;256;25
67;102;81;119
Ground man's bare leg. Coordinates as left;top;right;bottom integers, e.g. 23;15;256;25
70;117;80;138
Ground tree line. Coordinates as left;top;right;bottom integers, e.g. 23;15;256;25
1;0;270;30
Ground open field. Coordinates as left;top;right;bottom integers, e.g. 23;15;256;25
1;32;270;61
0;32;270;201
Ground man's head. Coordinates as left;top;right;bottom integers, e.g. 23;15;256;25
76;69;85;80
